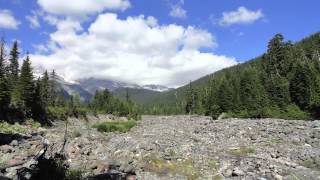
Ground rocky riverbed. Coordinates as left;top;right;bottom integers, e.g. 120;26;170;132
1;115;320;179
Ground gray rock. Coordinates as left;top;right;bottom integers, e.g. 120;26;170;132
10;140;18;147
223;169;233;177
232;167;245;176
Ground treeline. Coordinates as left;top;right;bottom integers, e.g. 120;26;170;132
0;39;56;124
89;89;140;120
184;33;320;119
0;39;140;125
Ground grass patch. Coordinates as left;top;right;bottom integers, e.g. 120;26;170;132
207;159;220;171
71;130;81;138
92;120;136;133
0;121;27;134
145;157;199;180
25;118;41;129
269;138;282;145
213;174;223;180
65;169;83;180
227;146;255;156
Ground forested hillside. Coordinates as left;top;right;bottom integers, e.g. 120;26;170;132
0;39;140;124
143;33;320;119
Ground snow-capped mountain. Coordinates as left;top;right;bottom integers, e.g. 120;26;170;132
76;78;141;95
142;84;173;92
34;67;172;101
77;78;172;94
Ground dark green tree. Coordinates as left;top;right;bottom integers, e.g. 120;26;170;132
19;55;35;117
8;41;19;85
289;63;312;110
0;38;10;120
185;82;197;114
32;78;47;123
49;70;59;106
239;68;268;114
40;71;50;108
264;34;286;76
218;78;234;112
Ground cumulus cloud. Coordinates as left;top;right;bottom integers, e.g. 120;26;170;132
30;13;237;87
26;15;40;28
0;9;20;29
219;6;263;26
169;0;187;18
37;0;131;17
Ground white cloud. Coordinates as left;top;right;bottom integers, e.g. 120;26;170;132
26;15;40;28
169;0;187;18
31;13;237;87
0;9;20;29
170;6;187;19
219;6;263;26
37;0;131;17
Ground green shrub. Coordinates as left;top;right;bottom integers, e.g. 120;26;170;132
228;110;249;118
281;104;309;120
127;112;141;120
25;118;41;128
48;106;68;121
68;107;88;120
228;105;309;120
0;121;27;134
66;169;83;180
92;120;137;133
227;146;255;156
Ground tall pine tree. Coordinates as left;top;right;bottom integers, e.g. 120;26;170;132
8;41;21;107
8;41;19;86
19;55;35;117
239;68;268;114
0;38;10;120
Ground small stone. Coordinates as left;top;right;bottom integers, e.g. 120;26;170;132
10;140;18;146
292;136;300;144
232;167;245;176
223;169;232;177
304;143;312;148
273;173;283;180
0;145;13;153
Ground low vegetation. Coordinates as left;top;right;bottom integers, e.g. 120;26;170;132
0;121;27;134
92;120;137;133
145;157;199;180
227;146;256;156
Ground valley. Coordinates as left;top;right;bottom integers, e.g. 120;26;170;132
1;1;320;179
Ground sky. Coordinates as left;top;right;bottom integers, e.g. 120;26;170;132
0;0;319;87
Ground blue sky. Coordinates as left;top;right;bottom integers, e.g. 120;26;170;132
0;0;319;86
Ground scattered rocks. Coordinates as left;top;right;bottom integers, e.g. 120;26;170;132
1;116;320;179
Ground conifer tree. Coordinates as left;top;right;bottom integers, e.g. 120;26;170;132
19;55;35;117
32;78;46;123
289;63;312;110
264;34;286;76
49;70;58;105
40;71;50;108
239;68;268;113
8;41;22;107
0;38;10;120
185;82;196;114
8;41;19;85
218;78;234;112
